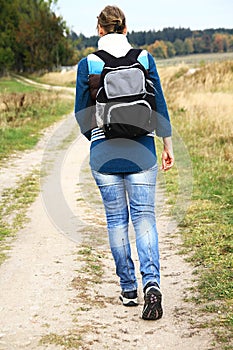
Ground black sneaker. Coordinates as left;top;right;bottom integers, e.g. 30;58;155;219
142;284;163;320
119;290;138;307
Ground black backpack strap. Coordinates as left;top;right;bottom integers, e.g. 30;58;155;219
125;48;143;60
94;48;143;63
93;50;115;63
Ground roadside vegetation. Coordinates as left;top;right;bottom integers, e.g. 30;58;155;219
158;58;233;348
0;171;39;263
31;69;77;88
0;76;73;162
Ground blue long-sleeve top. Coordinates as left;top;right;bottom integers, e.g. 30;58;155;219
75;47;172;174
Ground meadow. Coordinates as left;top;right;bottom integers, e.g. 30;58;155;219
158;57;233;347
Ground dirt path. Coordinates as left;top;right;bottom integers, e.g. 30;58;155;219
0;111;215;349
13;75;75;95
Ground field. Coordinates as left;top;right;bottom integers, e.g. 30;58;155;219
156;51;233;67
158;56;233;347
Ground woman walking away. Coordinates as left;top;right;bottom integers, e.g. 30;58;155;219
74;5;174;320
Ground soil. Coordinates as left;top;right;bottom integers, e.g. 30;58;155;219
0;81;215;349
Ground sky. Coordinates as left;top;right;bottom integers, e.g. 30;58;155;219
54;0;233;37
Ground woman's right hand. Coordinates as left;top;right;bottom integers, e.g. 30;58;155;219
161;137;174;172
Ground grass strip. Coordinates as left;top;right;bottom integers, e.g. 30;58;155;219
159;60;233;348
0;171;40;263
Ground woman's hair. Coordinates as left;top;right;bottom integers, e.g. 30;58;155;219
97;5;126;34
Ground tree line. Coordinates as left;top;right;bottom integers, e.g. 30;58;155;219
145;30;233;58
0;0;75;75
72;27;233;60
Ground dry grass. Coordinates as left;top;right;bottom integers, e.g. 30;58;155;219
159;60;233;92
0;91;59;127
36;70;76;87
159;60;233;163
0;81;73;160
160;60;233;348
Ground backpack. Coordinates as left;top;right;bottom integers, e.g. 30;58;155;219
93;49;157;139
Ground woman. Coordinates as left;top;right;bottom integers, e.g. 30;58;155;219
75;5;174;320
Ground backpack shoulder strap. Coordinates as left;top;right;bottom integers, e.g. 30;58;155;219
125;48;143;60
93;50;115;63
94;48;143;63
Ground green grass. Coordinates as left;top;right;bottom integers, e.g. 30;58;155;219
0;77;38;93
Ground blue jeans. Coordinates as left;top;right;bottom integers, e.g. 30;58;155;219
91;164;160;292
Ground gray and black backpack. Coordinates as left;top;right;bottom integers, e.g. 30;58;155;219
93;49;157;139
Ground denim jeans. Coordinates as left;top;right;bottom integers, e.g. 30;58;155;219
91;164;160;292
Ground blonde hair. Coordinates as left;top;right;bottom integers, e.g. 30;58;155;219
97;5;126;34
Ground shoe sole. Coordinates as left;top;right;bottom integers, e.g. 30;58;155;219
142;287;163;320
119;295;138;307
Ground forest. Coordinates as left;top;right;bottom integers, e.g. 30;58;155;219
0;0;75;75
1;0;233;75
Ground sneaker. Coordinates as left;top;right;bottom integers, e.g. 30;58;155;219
142;283;163;320
119;290;138;307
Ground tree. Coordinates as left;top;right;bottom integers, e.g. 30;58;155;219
166;41;176;57
0;0;75;74
173;39;185;56
183;38;194;55
227;35;233;51
193;37;207;53
148;41;168;59
202;34;212;53
145;30;156;45
71;28;233;56
0;48;15;74
0;0;19;73
212;33;224;52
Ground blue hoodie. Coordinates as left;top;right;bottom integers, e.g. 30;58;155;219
74;34;171;173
